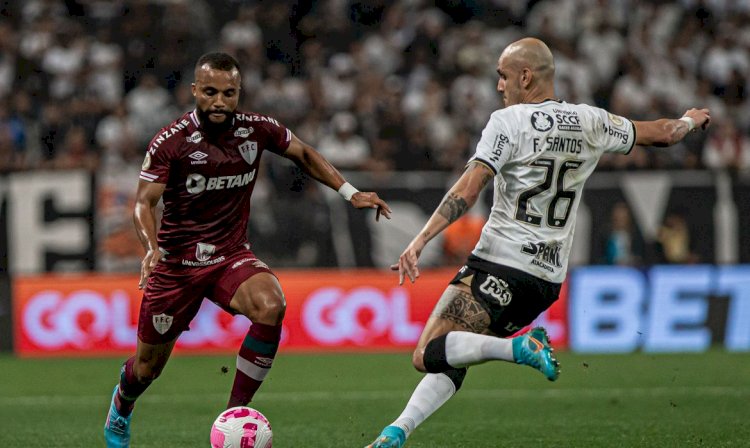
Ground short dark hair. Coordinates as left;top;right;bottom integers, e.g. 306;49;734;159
195;52;241;75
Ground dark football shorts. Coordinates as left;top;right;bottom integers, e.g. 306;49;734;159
449;255;561;337
137;248;274;344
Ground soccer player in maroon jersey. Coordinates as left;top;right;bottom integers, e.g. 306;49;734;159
104;52;392;447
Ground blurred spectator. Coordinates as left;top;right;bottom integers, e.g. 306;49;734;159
54;126;98;171
0;21;17;99
317;111;371;170
603;202;643;266
702;119;750;173
125;73;173;144
254;62;310;123
656;212;698;264
0;100;27;167
39;102;67;165
0;0;745;178
88;28;124;108
319;53;358;112
96;102;139;168
42;26;87;99
220;5;262;51
610;58;653;119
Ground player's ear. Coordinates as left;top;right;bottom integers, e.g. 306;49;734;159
521;68;532;87
191;83;197;97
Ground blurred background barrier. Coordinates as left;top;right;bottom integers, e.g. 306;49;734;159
11;264;750;356
1;169;749;275
2;169;749;354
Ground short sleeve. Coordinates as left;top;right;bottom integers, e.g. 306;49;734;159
261;116;292;155
586;107;636;155
139;131;176;183
468;111;513;174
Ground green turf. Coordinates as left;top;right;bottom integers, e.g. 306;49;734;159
1;351;749;447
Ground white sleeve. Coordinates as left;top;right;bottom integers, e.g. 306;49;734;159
468;111;513;174
585;106;636;155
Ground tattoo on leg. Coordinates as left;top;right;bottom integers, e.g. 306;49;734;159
431;287;490;333
437;192;468;223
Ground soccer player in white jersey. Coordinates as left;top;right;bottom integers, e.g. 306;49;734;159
365;37;711;448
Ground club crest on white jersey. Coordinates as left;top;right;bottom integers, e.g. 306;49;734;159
531;111;554;131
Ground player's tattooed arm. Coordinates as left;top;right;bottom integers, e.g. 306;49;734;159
633;108;710;147
437;192;469;224
436;163;493;224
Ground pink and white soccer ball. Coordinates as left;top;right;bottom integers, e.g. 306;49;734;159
210;406;273;448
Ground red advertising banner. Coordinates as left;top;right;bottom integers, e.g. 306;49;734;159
13;270;568;356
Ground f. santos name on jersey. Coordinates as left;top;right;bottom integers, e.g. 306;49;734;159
533;136;583;154
185;170;256;194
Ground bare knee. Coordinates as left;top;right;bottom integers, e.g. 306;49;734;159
236;290;285;325
232;275;287;325
252;293;286;324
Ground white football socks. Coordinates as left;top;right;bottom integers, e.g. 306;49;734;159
390;373;456;438
445;331;514;368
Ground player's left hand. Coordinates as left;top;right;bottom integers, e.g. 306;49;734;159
390;238;425;285
350;192;392;221
683;108;711;130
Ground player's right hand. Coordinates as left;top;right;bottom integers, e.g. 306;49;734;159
390;239;425;285
139;249;164;289
350;191;392;221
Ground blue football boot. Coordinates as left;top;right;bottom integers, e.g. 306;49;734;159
365;425;406;448
104;385;132;447
512;326;560;381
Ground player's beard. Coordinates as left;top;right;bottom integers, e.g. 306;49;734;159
197;108;233;135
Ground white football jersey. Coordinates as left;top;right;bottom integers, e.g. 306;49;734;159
469;99;635;283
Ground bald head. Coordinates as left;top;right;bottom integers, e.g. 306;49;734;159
501;38;555;80
496;38;556;106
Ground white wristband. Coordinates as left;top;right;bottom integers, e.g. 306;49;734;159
679;116;695;132
337;182;359;201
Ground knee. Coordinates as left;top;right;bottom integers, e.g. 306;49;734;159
412;348;427;373
248;292;286;325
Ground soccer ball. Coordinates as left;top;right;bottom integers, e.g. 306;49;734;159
210;406;273;448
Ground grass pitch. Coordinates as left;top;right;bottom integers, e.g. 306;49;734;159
1;351;748;447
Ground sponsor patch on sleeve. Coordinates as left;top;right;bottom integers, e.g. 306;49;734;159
607;112;624;127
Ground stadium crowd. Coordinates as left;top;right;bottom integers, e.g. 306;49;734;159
0;0;748;176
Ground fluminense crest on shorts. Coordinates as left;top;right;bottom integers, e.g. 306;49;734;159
239;140;258;165
152;313;173;335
